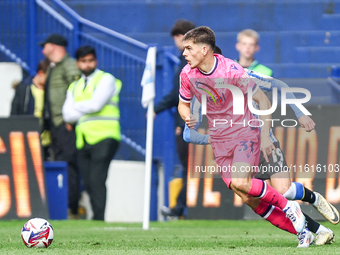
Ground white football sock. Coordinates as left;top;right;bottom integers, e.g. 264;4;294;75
283;182;297;200
316;225;329;235
313;192;319;206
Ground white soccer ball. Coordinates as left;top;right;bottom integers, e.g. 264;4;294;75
21;218;54;248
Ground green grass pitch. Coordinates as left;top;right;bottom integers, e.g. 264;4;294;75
0;219;339;254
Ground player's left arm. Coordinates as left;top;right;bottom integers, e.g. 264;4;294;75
270;79;315;132
183;124;210;144
297;115;315;132
252;88;276;162
248;69;316;132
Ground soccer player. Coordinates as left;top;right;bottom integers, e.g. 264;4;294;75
178;26;306;243
184;69;337;246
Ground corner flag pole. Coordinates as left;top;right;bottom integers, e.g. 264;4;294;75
143;99;154;230
141;46;157;230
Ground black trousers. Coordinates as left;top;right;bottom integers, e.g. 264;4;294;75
50;123;80;215
78;138;119;220
172;130;189;216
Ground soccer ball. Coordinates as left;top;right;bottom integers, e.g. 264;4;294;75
21;218;54;248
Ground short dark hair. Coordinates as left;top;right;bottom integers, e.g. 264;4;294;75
170;19;196;36
36;58;50;73
183;26;215;50
75;45;96;60
214;46;223;55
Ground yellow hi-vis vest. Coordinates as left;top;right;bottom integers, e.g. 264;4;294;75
68;70;121;149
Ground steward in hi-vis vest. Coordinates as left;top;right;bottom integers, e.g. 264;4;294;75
68;70;121;149
62;45;121;221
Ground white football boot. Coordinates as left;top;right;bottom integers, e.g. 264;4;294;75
313;192;339;225
315;228;335;245
284;201;306;233
297;228;314;248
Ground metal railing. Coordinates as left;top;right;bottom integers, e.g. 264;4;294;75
37;0;150;158
0;0;180;210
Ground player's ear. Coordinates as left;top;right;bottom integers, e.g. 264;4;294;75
235;42;240;52
255;45;260;53
202;45;207;56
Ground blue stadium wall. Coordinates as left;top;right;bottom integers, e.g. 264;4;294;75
65;0;340;78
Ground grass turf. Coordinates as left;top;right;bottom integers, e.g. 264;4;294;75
0;219;339;254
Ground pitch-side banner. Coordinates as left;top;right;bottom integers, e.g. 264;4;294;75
0;117;49;220
187;105;340;220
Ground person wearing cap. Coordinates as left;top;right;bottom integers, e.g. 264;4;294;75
40;33;81;219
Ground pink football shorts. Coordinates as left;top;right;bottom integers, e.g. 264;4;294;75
211;135;260;188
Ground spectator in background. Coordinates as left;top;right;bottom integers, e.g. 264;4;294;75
157;19;195;219
63;45;121;221
11;58;51;159
235;29;273;76
40;33;81;219
10;75;34;115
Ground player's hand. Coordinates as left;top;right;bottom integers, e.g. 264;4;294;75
185;114;197;129
298;115;315;132
261;136;276;163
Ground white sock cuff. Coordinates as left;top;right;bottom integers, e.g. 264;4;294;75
313;193;319;206
283;182;297;200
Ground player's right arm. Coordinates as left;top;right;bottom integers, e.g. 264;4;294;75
178;71;197;128
178;100;190;121
178;100;198;129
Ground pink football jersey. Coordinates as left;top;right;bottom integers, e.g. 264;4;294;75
179;54;260;141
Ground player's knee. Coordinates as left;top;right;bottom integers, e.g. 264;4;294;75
276;185;290;195
270;178;291;195
231;178;251;193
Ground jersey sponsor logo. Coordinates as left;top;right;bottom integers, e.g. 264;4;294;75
231;64;238;70
195;81;223;106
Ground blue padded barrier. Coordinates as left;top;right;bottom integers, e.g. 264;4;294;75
66;1;337;32
279;31;340;63
268;63;333;78
295;46;340;63
321;14;340;30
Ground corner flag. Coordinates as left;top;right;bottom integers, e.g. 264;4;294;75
141;46;156;108
141;46;157;230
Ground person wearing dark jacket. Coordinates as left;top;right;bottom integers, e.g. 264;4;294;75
157;20;195;219
10;75;34;115
11;59;51;159
40;34;81;219
11;59;50;116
